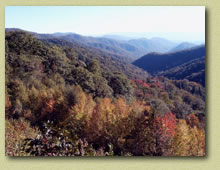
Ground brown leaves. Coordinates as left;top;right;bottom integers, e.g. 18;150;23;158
186;114;200;128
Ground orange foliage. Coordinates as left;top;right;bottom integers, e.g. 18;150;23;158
5;83;205;156
186;114;200;128
41;98;55;118
145;105;151;113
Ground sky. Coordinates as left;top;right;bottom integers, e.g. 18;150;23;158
5;6;205;42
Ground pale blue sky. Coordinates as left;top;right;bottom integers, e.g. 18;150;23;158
5;6;205;41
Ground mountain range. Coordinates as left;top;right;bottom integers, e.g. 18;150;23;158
133;45;205;86
6;29;183;61
5;28;206;156
43;33;180;60
169;42;196;53
6;28;205;87
133;45;205;73
158;57;205;86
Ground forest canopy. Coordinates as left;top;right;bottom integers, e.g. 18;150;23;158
5;30;205;156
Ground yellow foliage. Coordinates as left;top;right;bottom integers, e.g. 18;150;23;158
171;119;205;156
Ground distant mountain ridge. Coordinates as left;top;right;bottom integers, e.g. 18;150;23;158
158;57;205;86
133;45;205;74
169;42;196;53
5;28;149;81
132;45;205;86
128;37;177;55
50;33;179;60
6;28;180;61
6;28;205;86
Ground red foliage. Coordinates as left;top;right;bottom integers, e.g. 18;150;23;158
135;79;150;88
143;83;150;88
135;79;143;84
154;112;177;141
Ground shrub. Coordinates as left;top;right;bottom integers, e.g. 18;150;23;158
5;118;39;156
21;121;97;156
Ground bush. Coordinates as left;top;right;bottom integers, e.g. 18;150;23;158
5;118;39;156
21;121;97;156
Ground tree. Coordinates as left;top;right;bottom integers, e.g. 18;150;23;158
171;119;205;156
93;76;113;98
151;112;177;156
71;67;95;94
108;72;134;101
87;59;100;74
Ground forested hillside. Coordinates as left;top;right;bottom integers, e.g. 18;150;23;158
5;30;205;156
6;28;180;61
133;45;205;74
32;30;178;60
158;57;205;86
49;33;178;60
133;45;205;86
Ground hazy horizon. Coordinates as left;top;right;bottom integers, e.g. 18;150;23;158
5;27;205;45
6;6;205;42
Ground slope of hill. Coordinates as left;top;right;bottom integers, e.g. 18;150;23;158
5;29;205;156
158;57;205;86
127;37;177;55
6;30;150;100
169;42;196;53
38;36;149;80
132;45;205;74
6;28;180;61
37;32;178;60
55;34;179;60
37;32;143;61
